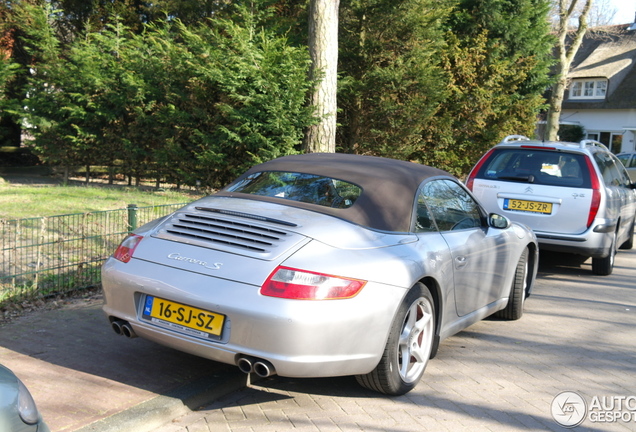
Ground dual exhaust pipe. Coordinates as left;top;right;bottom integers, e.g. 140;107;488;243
110;318;275;377
237;356;276;378
111;319;137;338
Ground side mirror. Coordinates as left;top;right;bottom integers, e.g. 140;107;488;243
489;213;510;229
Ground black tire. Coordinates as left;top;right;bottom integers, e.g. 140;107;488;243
619;220;634;250
495;248;528;320
355;283;435;396
592;233;616;276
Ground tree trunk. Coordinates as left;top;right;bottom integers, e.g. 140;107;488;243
545;44;569;141
545;0;592;141
304;0;339;153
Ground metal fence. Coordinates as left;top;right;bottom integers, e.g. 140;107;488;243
0;203;186;305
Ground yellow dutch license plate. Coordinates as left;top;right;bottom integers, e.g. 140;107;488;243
504;198;552;214
142;295;224;338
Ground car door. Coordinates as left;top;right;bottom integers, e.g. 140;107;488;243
419;179;511;317
609;153;636;240
595;152;636;241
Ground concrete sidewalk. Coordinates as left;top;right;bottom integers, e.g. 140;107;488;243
0;295;247;432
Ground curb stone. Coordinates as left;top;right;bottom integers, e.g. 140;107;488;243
75;370;251;432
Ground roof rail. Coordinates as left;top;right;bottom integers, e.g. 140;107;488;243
579;139;609;151
500;135;531;144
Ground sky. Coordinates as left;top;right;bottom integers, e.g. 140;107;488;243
609;0;635;24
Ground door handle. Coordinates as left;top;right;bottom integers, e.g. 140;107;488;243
455;256;467;268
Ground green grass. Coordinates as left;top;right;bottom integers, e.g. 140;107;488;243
0;178;207;314
0;184;206;219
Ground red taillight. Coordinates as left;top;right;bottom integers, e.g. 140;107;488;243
113;234;143;263
466;148;496;190
584;157;601;227
261;266;367;300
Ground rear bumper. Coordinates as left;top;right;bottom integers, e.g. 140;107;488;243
101;257;405;378
535;221;614;258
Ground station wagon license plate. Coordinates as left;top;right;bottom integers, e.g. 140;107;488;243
142;295;224;339
503;198;552;214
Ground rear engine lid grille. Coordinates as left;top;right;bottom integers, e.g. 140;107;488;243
152;210;307;260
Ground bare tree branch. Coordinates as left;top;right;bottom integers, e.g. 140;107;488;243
545;0;592;141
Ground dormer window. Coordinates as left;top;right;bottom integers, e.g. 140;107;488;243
569;79;607;100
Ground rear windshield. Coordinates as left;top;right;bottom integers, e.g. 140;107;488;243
475;149;592;188
225;171;362;209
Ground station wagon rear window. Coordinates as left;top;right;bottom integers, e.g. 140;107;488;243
226;171;362;209
476;149;592;188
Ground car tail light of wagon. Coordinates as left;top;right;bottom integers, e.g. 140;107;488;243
584;156;601;228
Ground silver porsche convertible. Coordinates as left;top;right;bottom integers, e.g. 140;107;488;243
102;153;538;395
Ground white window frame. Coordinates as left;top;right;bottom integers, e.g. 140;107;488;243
586;132;624;153
569;79;608;100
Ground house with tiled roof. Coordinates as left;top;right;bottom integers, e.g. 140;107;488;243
559;19;636;154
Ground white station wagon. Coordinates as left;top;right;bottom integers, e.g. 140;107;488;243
467;135;636;275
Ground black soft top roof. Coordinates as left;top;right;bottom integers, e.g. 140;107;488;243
216;153;450;232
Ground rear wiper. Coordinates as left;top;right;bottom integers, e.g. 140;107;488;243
497;175;535;183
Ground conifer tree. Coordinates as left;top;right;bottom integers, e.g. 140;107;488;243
421;0;554;174
337;0;451;159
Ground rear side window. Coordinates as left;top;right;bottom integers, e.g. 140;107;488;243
617;154;634;168
594;152;631;187
475;149;592;188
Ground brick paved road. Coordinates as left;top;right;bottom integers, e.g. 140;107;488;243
156;249;636;432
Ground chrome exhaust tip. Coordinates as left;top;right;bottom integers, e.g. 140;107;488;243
121;322;137;338
237;356;254;374
111;320;125;335
253;360;276;378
